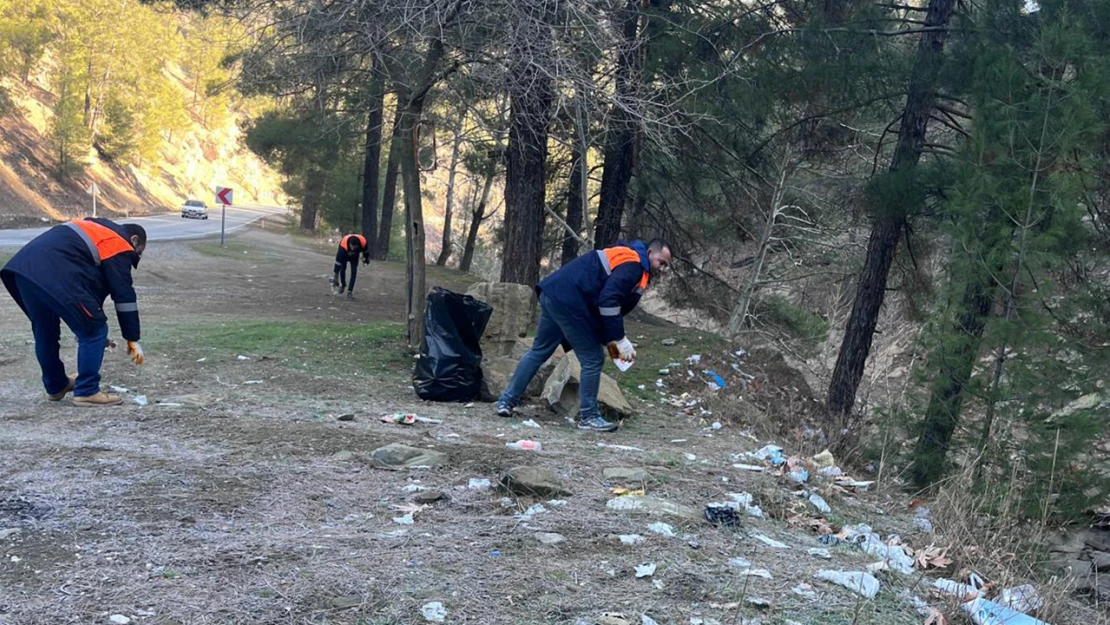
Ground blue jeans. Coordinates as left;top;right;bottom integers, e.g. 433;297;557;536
13;275;108;397
500;294;604;422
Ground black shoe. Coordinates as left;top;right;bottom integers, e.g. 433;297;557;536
496;401;513;418
346;291;354;300
578;415;618;432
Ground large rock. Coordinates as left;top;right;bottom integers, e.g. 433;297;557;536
466;282;535;358
481;355;554;400
500;466;571;498
542;353;633;420
368;444;448;469
603;468;649;482
605;496;700;521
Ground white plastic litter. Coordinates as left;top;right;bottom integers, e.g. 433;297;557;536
728;557;752;569
732;464;766;472
999;584;1045;614
619;534;645;545
647;522;676;538
109;616;131;625
843;524;915;575
467;478;491;490
739;569;773;580
597;442;644;452
635;562;657;578
132;395;148;406
754;534;790;549
808;548;832;559
421;601;448;623
808;493;831;513
815;570;880;599
934;577;985;600
110;385;129;394
392;513;414;525
726;493;765;518
519;419;541;429
963;597;1050;625
642;616;660;625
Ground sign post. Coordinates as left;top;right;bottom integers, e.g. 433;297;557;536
87;182;99;218
215;186;233;247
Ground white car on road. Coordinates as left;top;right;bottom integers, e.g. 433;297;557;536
181;199;209;219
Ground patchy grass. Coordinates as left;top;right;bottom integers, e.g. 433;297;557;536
190;240;287;263
619;320;727;401
148;319;410;376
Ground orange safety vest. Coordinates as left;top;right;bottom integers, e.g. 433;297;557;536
341;234;367;253
597;246;650;293
64;220;134;266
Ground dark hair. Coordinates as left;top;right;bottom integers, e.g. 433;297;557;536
348;236;362;250
123;224;147;245
647;238;670;253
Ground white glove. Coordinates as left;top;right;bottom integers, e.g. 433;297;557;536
611;337;636;361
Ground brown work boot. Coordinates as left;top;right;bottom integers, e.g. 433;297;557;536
72;392;123;407
47;375;77;402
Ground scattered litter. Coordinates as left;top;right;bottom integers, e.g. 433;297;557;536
792;585;818;600
612;487;647;496
818;466;844;478
490;550;500;558
733;464;766;472
132;395;148;406
808;548;832;559
109;616;131;625
842;524;915;575
725;493;765;518
535;532;566;545
237;355;249;361
704;370;726;388
685;453;697;461
244;380;263;385
421;601;447;623
548;499;568;507
934;577;985;601
642;615;660;625
728;557;752;569
9;555;20;563
746;597;771;609
382;413;443;425
597;442;644;452
519;419;541;428
647;522;676;538
402;484;426;492
196;358;207;362
734;348;748;358
914;506;934;533
686;354;702;365
655;379;665;388
658;368;670;375
635;562;657;578
999;584;1044;614
711;422;722;430
506;440;542;451
0;528;21;540
812;449;836;468
963;597;1050;625
835;478;874;491
787;467;810;483
818;534;840;546
518;504;547;520
392;513;415;525
662;338;677;346
704;503;742;527
815;570;880;599
807;493;831;514
110;385;129;394
740;569;773;580
619;534;645;545
753;534;790;549
670;439;687;443
467;478;491;490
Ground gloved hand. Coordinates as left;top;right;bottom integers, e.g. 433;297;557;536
127;341;144;366
608;337;636;362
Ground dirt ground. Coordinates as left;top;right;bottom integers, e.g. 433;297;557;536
0;227;1096;625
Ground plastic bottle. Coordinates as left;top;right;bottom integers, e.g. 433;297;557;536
506;440;542;451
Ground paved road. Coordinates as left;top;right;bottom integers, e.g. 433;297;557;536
0;204;289;246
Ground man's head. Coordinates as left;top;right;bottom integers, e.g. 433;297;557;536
123;224;147;257
347;237;362;256
646;238;672;275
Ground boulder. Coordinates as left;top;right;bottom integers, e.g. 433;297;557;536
605;496;701;521
481;355;554;400
466;282;535;358
542;353;633;420
500;466;571;498
603;468;649;482
368;443;448;469
1084;529;1110;553
1090;550;1110;572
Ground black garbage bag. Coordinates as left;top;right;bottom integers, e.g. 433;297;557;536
413;287;494;402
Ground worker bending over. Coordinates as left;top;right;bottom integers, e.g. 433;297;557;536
331;234;370;300
497;239;672;432
1;218;147;406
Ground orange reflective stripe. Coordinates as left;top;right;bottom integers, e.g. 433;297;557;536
67;220;133;265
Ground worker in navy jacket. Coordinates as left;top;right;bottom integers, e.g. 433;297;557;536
497;238;672;432
331;233;370;300
1;218;147;406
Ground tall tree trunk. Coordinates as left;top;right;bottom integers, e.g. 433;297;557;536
594;0;642;248
376;105;403;260
436;112;465;266
361;64;385;255
400;102;426;345
728;158;789;336
500;7;555;286
911;277;995;487
562;129;586;266
460;160;496;273
301;172;325;231
825;0;957;424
